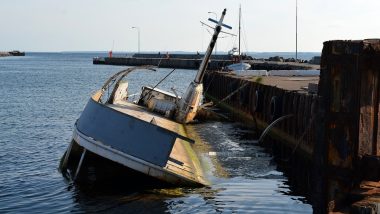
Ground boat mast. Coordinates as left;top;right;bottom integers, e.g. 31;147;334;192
238;4;241;62
194;9;227;83
177;9;229;124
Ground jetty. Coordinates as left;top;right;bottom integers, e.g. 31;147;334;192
0;51;25;57
93;53;318;71
203;39;380;213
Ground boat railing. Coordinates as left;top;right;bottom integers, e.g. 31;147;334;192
127;93;141;103
97;66;156;104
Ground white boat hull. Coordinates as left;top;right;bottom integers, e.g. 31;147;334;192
61;95;207;187
227;62;251;72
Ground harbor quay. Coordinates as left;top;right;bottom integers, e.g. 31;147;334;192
93;53;318;71
202;39;380;213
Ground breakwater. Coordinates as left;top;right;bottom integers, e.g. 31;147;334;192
0;51;25;57
93;56;318;71
93;52;318;70
94;56;230;70
203;39;380;213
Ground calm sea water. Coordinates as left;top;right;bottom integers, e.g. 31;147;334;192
0;53;312;213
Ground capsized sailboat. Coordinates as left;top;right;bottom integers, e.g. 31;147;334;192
59;9;231;187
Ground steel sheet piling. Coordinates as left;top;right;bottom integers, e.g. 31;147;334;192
203;39;380;213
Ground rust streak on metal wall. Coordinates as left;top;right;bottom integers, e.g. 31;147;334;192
319;39;380;212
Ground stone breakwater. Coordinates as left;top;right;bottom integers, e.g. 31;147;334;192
0;52;12;57
93;56;319;71
0;51;25;57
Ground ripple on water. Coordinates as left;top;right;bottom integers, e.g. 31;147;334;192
166;178;310;213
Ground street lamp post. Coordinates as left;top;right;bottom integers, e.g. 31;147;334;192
131;26;140;53
208;11;218;55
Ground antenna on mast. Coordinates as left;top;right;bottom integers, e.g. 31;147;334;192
239;4;241;61
296;0;298;61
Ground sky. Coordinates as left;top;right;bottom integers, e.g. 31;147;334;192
1;0;379;52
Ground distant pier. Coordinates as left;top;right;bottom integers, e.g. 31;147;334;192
93;53;319;71
203;39;380;213
0;51;25;57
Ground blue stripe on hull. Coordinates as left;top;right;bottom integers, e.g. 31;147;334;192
77;98;182;167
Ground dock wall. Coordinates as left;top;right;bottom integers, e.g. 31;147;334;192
318;40;380;213
203;72;317;159
203;39;380;213
203;71;319;205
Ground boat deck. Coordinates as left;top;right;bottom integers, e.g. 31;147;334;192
108;101;207;185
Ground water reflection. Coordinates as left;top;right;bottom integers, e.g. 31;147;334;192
166;122;313;213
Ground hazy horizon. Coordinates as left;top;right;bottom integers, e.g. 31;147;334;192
18;51;320;60
24;50;321;53
1;0;379;52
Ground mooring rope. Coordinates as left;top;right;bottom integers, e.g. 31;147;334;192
157;55;165;68
204;73;217;94
255;110;316;162
282;115;316;162
206;82;250;108
138;68;177;103
257;114;294;144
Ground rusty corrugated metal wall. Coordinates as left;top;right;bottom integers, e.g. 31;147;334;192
202;39;380;212
319;39;380;212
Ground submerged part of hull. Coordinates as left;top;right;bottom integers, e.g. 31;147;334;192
63;140;172;189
